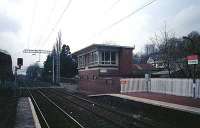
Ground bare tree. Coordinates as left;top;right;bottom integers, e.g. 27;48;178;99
150;29;200;78
149;24;180;77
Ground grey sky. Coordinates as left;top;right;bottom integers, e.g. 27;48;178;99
0;0;199;71
0;12;20;33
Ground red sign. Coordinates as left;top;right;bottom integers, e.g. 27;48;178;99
187;54;198;65
187;55;198;60
120;80;128;85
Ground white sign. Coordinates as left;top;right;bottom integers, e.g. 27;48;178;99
100;69;107;73
188;60;198;65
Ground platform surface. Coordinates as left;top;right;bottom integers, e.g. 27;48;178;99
15;97;41;128
89;92;200;115
123;92;200;108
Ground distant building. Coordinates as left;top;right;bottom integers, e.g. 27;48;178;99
145;44;156;55
73;44;134;94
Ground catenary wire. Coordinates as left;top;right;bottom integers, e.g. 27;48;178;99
40;0;72;48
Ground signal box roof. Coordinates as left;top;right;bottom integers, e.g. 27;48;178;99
73;43;134;55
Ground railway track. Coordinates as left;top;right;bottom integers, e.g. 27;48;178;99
40;88;168;128
27;89;85;128
20;87;200;128
24;88;172;128
38;89;121;128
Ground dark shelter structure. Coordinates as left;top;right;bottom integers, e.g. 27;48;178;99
0;50;13;84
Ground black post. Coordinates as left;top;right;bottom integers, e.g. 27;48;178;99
14;66;17;97
193;64;196;98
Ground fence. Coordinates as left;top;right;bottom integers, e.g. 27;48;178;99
0;81;15;88
120;78;200;98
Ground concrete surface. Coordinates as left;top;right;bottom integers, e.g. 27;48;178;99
89;93;200;115
15;97;41;128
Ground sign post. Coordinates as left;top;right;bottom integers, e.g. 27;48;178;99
14;58;23;96
145;74;150;92
187;55;198;98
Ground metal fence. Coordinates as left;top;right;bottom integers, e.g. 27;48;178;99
120;78;200;98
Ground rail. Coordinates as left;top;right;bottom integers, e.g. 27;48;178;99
37;90;85;128
42;89;159;128
27;89;50;128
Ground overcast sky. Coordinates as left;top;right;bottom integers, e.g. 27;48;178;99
0;0;200;71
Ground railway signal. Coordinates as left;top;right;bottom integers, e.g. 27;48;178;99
17;58;23;68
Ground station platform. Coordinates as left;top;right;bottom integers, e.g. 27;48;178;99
89;92;200;115
15;97;41;128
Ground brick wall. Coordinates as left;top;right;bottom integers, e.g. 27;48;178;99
79;76;120;94
119;48;133;76
79;68;120;79
79;69;99;80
